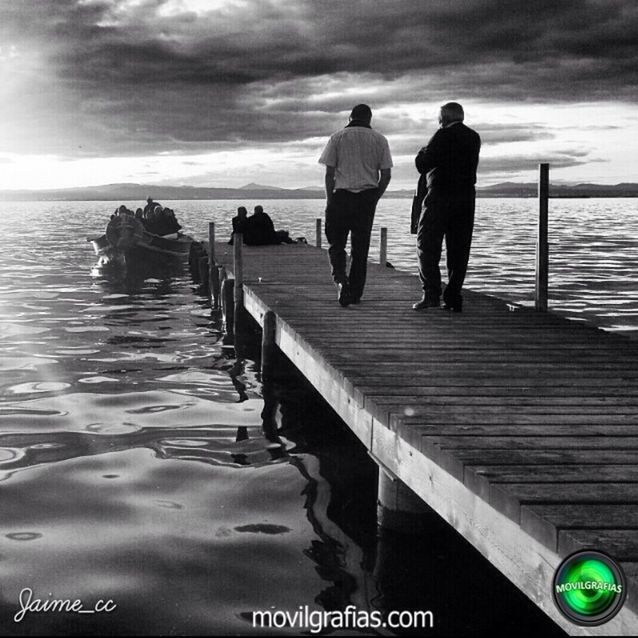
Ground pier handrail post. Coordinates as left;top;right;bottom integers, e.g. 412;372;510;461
208;222;220;307
379;227;388;266
315;218;322;248
535;163;549;311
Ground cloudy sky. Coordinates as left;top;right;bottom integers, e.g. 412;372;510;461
1;0;637;190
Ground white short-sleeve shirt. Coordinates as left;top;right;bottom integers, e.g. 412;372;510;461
318;126;393;192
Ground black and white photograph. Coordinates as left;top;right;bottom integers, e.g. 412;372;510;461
1;0;637;635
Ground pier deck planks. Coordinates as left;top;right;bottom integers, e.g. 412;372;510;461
210;240;638;635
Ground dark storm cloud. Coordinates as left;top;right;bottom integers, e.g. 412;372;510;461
478;150;601;175
2;0;638;156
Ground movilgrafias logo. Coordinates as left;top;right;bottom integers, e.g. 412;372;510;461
553;550;626;626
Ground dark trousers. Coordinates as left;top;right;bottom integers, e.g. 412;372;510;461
416;195;475;306
325;188;378;300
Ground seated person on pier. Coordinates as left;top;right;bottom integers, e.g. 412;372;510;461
228;206;248;244
242;205;279;246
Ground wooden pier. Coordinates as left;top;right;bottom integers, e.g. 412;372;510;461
201;235;638;635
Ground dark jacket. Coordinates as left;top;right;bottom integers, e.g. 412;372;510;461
243;211;278;246
415;122;481;200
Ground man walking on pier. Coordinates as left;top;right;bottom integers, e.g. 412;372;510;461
319;104;393;306
413;102;481;312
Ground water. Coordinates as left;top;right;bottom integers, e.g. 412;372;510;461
176;197;638;333
0;198;635;635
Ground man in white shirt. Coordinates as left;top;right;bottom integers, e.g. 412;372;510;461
318;104;393;306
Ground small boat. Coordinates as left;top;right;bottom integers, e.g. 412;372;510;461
88;211;193;270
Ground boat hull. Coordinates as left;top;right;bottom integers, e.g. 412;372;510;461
89;232;193;260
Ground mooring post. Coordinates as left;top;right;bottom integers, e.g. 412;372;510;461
233;232;244;336
208;222;220;306
536;163;549;311
315;218;322;248
377;465;432;534
261;310;277;382
198;256;209;292
379;226;388;266
221;277;234;338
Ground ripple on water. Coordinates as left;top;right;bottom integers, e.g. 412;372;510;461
64;326;110;333
0;324;50;336
78;376;120;384
85;423;141;435
6;532;43;541
0;448;24;463
8;382;71;394
234;524;291;535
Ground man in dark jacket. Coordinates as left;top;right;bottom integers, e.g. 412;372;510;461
243;205;278;246
413;102;480;312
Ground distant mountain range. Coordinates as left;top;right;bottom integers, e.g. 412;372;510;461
2;181;638;201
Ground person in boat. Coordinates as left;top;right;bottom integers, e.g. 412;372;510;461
228;207;248;244
161;207;182;234
142;203;182;236
243;205;279;246
143;197;158;216
106;205;144;247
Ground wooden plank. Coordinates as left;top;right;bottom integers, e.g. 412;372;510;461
490;483;638;524
466;466;638;512
521;504;638;551
559;530;638;562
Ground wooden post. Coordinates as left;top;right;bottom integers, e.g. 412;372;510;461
536;163;549;311
376;465;432;534
208;223;220;305
261;310;277;382
208;222;215;264
233;232;244;310
232;232;244;336
315;218;322;248
221;277;234;338
198;256;209;292
210;266;220;308
379;226;388;266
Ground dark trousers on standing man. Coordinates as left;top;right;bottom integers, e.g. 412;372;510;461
416;194;475;308
325;188;379;301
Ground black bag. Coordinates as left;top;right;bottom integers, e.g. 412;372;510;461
410;174;427;234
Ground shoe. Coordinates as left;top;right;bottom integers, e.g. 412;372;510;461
443;296;463;313
412;296;440;311
337;281;353;307
351;297;361;304
443;303;462;313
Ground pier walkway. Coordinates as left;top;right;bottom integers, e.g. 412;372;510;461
208;239;638;635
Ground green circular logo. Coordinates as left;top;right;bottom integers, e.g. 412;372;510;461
553;550;626;625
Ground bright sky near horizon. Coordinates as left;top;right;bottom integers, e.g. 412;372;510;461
1;0;637;191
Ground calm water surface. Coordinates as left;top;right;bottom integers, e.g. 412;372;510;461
0;198;635;635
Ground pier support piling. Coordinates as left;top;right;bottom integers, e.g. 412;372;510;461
208;223;220;307
377;465;432;534
221;277;234;339
232;233;244;337
198;256;209;292
260;310;277;382
315;218;322;248
536;163;549;311
379;227;388;266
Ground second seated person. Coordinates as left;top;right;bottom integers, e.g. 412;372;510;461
243;205;278;246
